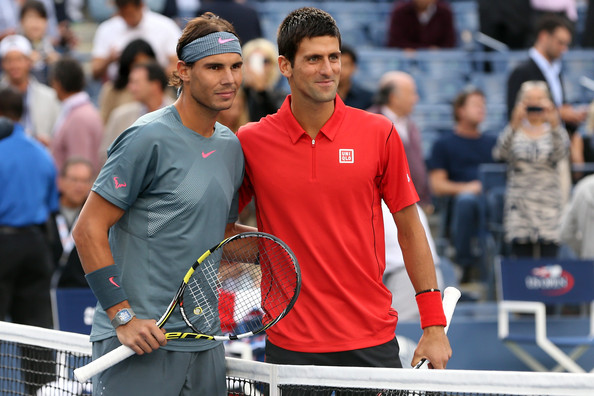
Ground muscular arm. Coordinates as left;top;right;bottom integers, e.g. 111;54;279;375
72;192;167;354
393;204;452;368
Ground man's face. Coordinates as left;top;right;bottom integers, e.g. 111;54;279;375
458;93;486;126
389;77;418;117
543;27;571;61
1;50;31;85
181;52;243;113
119;4;143;28
281;36;341;104
58;163;93;208
128;67;152;104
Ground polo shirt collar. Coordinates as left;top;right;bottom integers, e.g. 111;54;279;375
281;94;346;144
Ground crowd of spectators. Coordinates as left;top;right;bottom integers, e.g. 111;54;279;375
1;0;594;330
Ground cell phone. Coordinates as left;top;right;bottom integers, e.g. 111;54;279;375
526;106;544;113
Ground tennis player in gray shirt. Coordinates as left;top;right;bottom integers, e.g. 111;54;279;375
73;13;253;396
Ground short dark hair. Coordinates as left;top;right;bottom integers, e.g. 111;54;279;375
452;87;484;122
115;0;142;8
340;44;357;64
19;0;47;20
50;57;85;93
0;85;24;120
169;12;238;88
132;61;168;91
375;83;395;106
534;13;573;37
277;7;341;66
61;156;94;177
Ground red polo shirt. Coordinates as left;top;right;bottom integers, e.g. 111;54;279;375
237;95;419;352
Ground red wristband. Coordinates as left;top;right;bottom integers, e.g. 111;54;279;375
416;290;447;329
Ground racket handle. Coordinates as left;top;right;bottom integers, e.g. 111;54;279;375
414;286;461;369
74;344;135;382
442;286;462;334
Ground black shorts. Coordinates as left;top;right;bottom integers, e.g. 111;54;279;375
265;337;402;368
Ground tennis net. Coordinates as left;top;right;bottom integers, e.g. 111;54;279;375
1;321;593;396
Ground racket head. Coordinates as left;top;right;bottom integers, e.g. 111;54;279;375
179;232;301;339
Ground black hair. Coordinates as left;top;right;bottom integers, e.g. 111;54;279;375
50;57;85;93
0;86;24;120
19;0;47;20
277;7;341;66
114;39;156;90
115;0;142;8
534;13;573;37
340;44;357;64
132;61;168;91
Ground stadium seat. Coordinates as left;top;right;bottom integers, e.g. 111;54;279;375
497;258;594;373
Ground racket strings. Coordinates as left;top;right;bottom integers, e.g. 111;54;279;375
184;235;299;337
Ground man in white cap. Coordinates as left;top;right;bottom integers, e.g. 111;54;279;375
0;34;60;144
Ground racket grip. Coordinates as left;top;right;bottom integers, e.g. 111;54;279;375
74;344;135;382
414;286;461;369
442;286;462;334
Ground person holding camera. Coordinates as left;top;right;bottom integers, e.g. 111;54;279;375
494;80;570;258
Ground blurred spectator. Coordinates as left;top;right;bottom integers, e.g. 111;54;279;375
337;44;373;110
91;0;181;81
382;201;443;321
241;38;285;122
100;61;174;165
49;57;103;173
560;174;594;259
494;81;569;258
427;88;496;284
386;0;456;50
0;33;60;144
507;14;586;167
19;0;60;84
478;0;533;49
53;157;94;288
0;0;60;43
369;71;431;210
98;38;156;124
197;0;262;45
0;85;58;328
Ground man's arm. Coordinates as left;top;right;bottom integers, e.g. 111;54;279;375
72;191;167;354
429;169;482;197
392;204;452;369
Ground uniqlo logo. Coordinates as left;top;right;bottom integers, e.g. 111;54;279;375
339;149;354;163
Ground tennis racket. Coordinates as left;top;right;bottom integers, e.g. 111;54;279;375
414;286;461;369
74;232;301;382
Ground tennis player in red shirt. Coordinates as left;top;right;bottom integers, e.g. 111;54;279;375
237;7;451;370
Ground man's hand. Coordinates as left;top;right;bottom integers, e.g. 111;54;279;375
411;325;452;369
115;318;167;355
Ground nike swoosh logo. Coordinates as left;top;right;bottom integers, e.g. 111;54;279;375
202;150;216;158
218;37;235;44
109;276;120;287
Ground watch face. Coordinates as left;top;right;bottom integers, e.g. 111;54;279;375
118;310;133;322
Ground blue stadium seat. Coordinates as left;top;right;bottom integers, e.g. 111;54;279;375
414;49;474;77
450;1;479;50
470;72;507;105
355;48;415;91
415;74;468;105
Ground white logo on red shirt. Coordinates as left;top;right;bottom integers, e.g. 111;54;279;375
339;149;354;163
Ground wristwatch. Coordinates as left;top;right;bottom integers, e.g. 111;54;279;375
111;308;135;328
